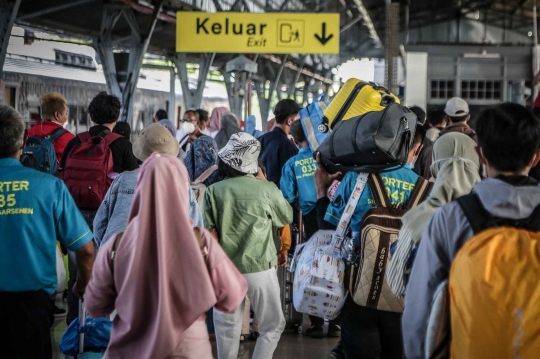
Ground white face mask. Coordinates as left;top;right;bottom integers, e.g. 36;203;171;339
181;121;196;134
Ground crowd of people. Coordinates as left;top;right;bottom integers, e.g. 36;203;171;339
0;85;539;359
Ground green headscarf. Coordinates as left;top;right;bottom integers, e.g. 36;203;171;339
402;132;481;244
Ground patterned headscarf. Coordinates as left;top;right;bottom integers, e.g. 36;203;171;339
183;135;220;186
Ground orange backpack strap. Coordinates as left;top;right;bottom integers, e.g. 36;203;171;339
368;173;392;207
405;177;433;210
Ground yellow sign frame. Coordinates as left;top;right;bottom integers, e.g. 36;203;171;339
176;12;340;54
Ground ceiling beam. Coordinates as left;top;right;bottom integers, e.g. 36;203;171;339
18;0;96;21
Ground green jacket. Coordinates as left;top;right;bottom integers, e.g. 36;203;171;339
203;175;293;274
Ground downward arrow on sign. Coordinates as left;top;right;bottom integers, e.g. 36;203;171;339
314;22;334;45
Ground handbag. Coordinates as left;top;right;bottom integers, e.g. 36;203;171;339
317;103;417;174
291;173;369;320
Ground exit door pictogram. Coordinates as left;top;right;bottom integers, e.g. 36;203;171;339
277;20;304;47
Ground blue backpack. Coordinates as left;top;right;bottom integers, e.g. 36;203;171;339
21;128;66;174
299;94;331;152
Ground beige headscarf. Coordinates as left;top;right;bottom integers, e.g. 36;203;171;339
388;133;481;298
403;132;481;243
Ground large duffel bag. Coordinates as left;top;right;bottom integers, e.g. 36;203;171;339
317;103;417;174
323;79;399;130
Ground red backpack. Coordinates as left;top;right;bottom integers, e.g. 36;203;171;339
63;131;122;209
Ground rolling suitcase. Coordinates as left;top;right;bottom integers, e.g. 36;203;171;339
323;78;399;130
278;214;305;334
278;262;304;334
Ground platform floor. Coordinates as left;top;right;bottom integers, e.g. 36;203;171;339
51;299;340;359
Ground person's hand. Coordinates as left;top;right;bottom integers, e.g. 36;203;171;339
209;227;220;241
72;280;84;299
314;153;342;199
278;253;288;266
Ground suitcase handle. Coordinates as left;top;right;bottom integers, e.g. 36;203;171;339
79;298;85;354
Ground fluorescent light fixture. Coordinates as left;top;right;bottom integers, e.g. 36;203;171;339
462;51;501;59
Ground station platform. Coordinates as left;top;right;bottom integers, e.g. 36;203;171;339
51;299;339;359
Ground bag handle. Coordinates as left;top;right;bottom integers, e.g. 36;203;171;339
77;132;91;143
192;165;218;185
102;132;123;147
405;177;433;211
330;81;368;130
368;173;392;208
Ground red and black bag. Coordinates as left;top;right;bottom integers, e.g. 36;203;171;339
63;131;121;209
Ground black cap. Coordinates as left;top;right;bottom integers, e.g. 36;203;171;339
274;99;302;119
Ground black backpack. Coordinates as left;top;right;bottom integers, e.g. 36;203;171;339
317;103;417;174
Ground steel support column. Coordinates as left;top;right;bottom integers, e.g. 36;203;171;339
0;0;21;80
95;1;164;124
174;53;214;110
288;56;305;99
254;79;274;129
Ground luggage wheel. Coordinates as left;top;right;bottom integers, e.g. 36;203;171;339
297;325;303;334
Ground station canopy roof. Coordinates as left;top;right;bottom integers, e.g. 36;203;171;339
14;0;539;80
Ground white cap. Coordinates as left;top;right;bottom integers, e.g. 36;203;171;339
444;97;469;117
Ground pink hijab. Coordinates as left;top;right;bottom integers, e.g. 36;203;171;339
208;106;230;133
86;153;246;358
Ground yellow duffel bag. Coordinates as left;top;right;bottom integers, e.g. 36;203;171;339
324;78;399;130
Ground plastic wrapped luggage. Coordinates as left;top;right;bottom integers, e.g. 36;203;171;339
323;78;399;130
291;174;369;321
60;299;108;358
299;94;330;152
317;103;417;174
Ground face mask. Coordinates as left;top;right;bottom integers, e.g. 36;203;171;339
181;121;195;134
200;127;209;135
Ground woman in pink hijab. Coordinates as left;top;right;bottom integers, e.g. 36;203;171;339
208;106;230;138
85;153;247;359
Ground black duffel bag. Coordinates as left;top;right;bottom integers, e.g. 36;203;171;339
317;103;417;174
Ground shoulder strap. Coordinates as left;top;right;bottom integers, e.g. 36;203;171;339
405;177;434;210
78;131;91;143
457;194;494;235
193;165;218;184
334;172;369;238
191;141;196;177
458;193;540;234
368;173;392;207
110;232;124;275
47;127;67;142
194;228;209;257
102;132;123;146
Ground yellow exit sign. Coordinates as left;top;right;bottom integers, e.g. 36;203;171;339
176;12;340;54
